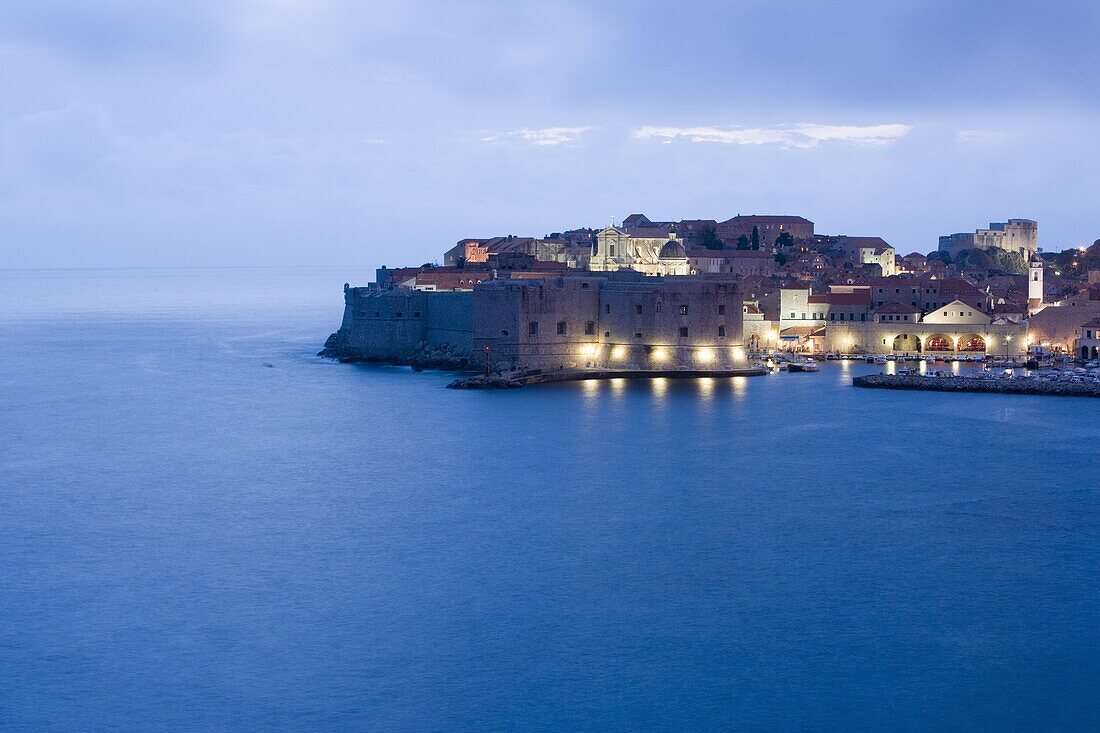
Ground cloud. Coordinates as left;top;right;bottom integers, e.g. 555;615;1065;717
482;126;592;146
633;123;912;148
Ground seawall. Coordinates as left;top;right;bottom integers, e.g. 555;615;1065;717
320;285;475;369
853;374;1100;398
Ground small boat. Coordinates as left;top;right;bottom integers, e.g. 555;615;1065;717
787;361;820;372
873;355;887;364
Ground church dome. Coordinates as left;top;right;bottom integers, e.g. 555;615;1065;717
659;239;687;259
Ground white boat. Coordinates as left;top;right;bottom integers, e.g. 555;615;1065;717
787;361;820;372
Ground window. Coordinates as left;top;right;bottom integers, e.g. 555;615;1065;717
679;327;689;337
790;312;795;318
635;304;642;314
605;304;611;314
528;321;539;336
556;321;567;335
395;311;402;318
860;313;866;321
609;245;616;257
584;321;595;335
718;305;726;315
718;326;726;337
581;282;590;289
679;305;688;315
604;331;610;338
634;332;643;339
656;301;662;313
374;311;380;318
801;312;806;320
501;330;509;336
413;311;421;318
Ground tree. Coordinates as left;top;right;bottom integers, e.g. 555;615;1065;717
927;251;951;265
454;256;466;269
698;226;724;250
736;234;751;250
751;225;760;250
774;252;788;266
775;232;794;249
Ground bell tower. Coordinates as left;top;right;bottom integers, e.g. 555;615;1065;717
1028;253;1044;312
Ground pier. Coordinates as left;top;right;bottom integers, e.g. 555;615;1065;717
853;373;1100;398
449;366;769;389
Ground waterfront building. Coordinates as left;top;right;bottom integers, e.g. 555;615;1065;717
824;300;1027;357
473;276;746;372
1076;318;1100;360
938;219;1038;259
1027;304;1100;354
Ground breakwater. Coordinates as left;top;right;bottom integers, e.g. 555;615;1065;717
853;373;1100;398
450;366;769;389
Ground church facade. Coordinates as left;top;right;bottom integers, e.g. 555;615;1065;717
589;226;690;276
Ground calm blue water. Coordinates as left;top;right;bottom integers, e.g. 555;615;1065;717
2;268;1099;732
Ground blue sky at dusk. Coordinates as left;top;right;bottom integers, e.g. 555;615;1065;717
2;0;1099;268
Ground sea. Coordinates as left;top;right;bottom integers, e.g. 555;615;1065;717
1;267;1098;732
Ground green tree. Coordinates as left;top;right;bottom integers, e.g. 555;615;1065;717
698;226;724;250
751;225;760;250
736;234;751;250
775;232;794;249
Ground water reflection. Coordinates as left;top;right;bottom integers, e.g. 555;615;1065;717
731;376;747;400
651;377;667;400
697;377;714;398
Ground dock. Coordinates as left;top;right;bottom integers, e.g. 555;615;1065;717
449;366;769;389
853;373;1100;398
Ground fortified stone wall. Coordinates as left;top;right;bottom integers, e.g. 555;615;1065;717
473;277;747;372
326;286;474;361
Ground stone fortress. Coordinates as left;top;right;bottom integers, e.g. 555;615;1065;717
325;272;749;373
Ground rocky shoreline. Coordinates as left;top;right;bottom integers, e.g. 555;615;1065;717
853;374;1100;398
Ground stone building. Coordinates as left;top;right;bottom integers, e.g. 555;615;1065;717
938;219;1038;259
824;301;1027;357
589;226;691;276
836;236;896;276
687;249;776;277
716;215;814;245
473;276;747;372
1076;318;1100;360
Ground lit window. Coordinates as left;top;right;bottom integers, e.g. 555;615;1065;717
679;305;688;315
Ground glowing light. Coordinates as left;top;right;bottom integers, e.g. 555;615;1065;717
695;347;716;363
580;343;597;357
611;345;626;360
730;345;745;361
651;347;668;362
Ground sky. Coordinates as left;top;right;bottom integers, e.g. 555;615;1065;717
2;0;1099;268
